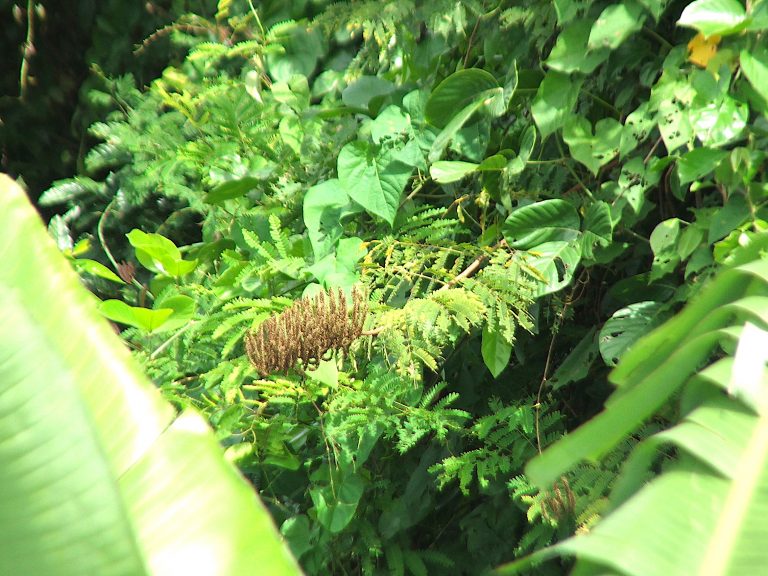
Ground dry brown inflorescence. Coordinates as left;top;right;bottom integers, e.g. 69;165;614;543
244;287;368;376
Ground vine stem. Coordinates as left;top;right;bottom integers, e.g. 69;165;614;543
18;0;35;100
556;137;595;200
534;269;589;454
97;197;152;296
150;321;197;360
361;240;508;337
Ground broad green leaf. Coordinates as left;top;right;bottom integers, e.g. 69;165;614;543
71;258;125;284
524;262;768;490
428;99;485;162
650;218;682;256
281;516;313;560
677;0;748;36
548;328;600;391
678;147;728;184
740;46;768;111
689;95;748;147
620;102;655;158
657;98;694;152
342;76;395;110
0;175;300;576
303;179;361;259
127;230;197;277
307;359;339;388
503;320;768;576
204;176;261;204
266;24;323;82
531;71;583;137
708;193;751;243
553;0;578;24
582;200;613;260
100;299;174;332
522;240;582;296
370;105;412;144
677;224;705;260
507;125;537;175
481;326;512;378
311;474;364;533
307;237;365;289
477;154;507;171
337;140;420;226
546;20;609;74
563;116;622;175
151;294;196;333
430;160;479;183
426;69;500;128
599;301;666;366
588;1;646;50
503;199;581;249
650;218;683;280
639;0;669;20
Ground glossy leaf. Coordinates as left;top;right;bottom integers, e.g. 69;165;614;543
563;116;622;175
204;176;261;204
503;199;581;249
599;301;666;366
303;179;361;259
689;96;748;148
430;160;479;183
426;69;501;128
71;258;125;284
337;140;421;226
546;20;609;74
522;240;582;296
0;175;300;576
677;0;748;37
548;328;599;391
740;46;768;110
126;230;197;277
677;147;728;184
531;71;583;137
481;326;512;378
507;125;537;175
311;474;365;533
588;1;645;50
342;76;396;110
100;299;174;332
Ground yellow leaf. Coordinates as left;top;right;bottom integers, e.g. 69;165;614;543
688;32;721;68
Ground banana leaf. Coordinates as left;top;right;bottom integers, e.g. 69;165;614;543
0;174;301;576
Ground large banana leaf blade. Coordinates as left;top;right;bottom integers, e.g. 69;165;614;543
0;174;301;576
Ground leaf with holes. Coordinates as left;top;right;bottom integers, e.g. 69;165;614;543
563;116;622;175
599;301;666;366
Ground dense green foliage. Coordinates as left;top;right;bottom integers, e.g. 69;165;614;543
8;0;768;573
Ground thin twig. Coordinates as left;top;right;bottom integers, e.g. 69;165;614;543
643;136;663;164
97;197;152;296
18;0;35;100
463;17;482;68
151;321;197;360
534;270;589;453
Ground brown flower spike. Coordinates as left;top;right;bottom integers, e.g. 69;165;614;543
244;287;368;376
